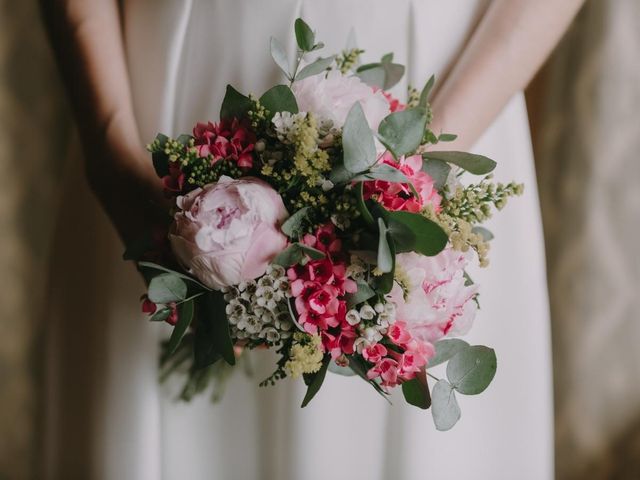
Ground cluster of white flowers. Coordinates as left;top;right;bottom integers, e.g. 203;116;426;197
345;255;367;282
272;112;308;143
350;301;398;353
223;265;294;345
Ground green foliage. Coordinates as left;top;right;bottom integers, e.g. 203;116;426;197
385;211;448;256
428;339;470;367
377;218;394;273
281;207;310;238
446;345;497;395
259;85;299;119
301;357;329;407
296;56;335;81
342;102;377;173
431;379;461;431
200;291;236;366
356;52;405;90
220;85;252;120
419;75;435;108
345;281;376;308
355;182;375;225
378;108;428;158
294;18;315;52
273;242;325;267
351;163;411;184
166;300;194;356
347;355;391;402
421;158;451;190
422;151;497;175
402;377;431;409
148;274;187;304
270;37;291;79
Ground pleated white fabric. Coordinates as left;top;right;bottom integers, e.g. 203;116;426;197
44;1;554;479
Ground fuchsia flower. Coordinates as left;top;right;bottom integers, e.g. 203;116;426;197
193;118;256;168
362;343;388;363
377;88;406;113
367;358;400;387
362;153;441;213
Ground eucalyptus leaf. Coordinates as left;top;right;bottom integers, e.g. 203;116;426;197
281;207;310;238
166;300;194;356
343;102;377;173
472;226;494;241
428;339;470;367
296;56;335;81
447;345;497;395
438;133;458;142
259;85;299;119
355;182;375;225
421;158;451;190
356;64;386;89
138;261;207;288
298;244;326;260
272;244;304;267
351;163;411;184
270;37;291;79
150;307;171;322
386;211;448;256
220;85;252;120
381;62;405;90
431;379;461;431
378;108;428;158
419;75;435;108
148;274;187;304
345;281;376;308
294;18;315;52
301;358;329;407
377;218;394;273
422;151;497;175
201;291;236;366
402;376;431;409
329;164;356;184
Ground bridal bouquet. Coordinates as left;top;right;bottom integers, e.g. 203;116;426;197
129;19;523;431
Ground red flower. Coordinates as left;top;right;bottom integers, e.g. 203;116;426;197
193;118;256;168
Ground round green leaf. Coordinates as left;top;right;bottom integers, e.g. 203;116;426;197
446;345;497;395
378;108;427;158
402;376;431;409
431;379;461;431
259;85;299;119
148;274;187;304
428;339;470;368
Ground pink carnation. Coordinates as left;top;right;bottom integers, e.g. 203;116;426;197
362;153;441;213
288;224;357;357
193;118;256;168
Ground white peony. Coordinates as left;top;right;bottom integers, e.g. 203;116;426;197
291;70;390;130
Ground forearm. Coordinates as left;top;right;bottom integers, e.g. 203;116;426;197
39;0;141;170
430;0;585;150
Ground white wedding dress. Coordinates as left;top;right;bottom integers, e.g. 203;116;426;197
44;1;553;479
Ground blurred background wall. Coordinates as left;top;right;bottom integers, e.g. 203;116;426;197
0;0;638;479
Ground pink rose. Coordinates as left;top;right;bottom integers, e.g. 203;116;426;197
169;176;288;289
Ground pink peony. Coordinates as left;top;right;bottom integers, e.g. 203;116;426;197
363;153;441;213
292;70;390;130
390;249;479;344
193;118;256;168
169;176;288;289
